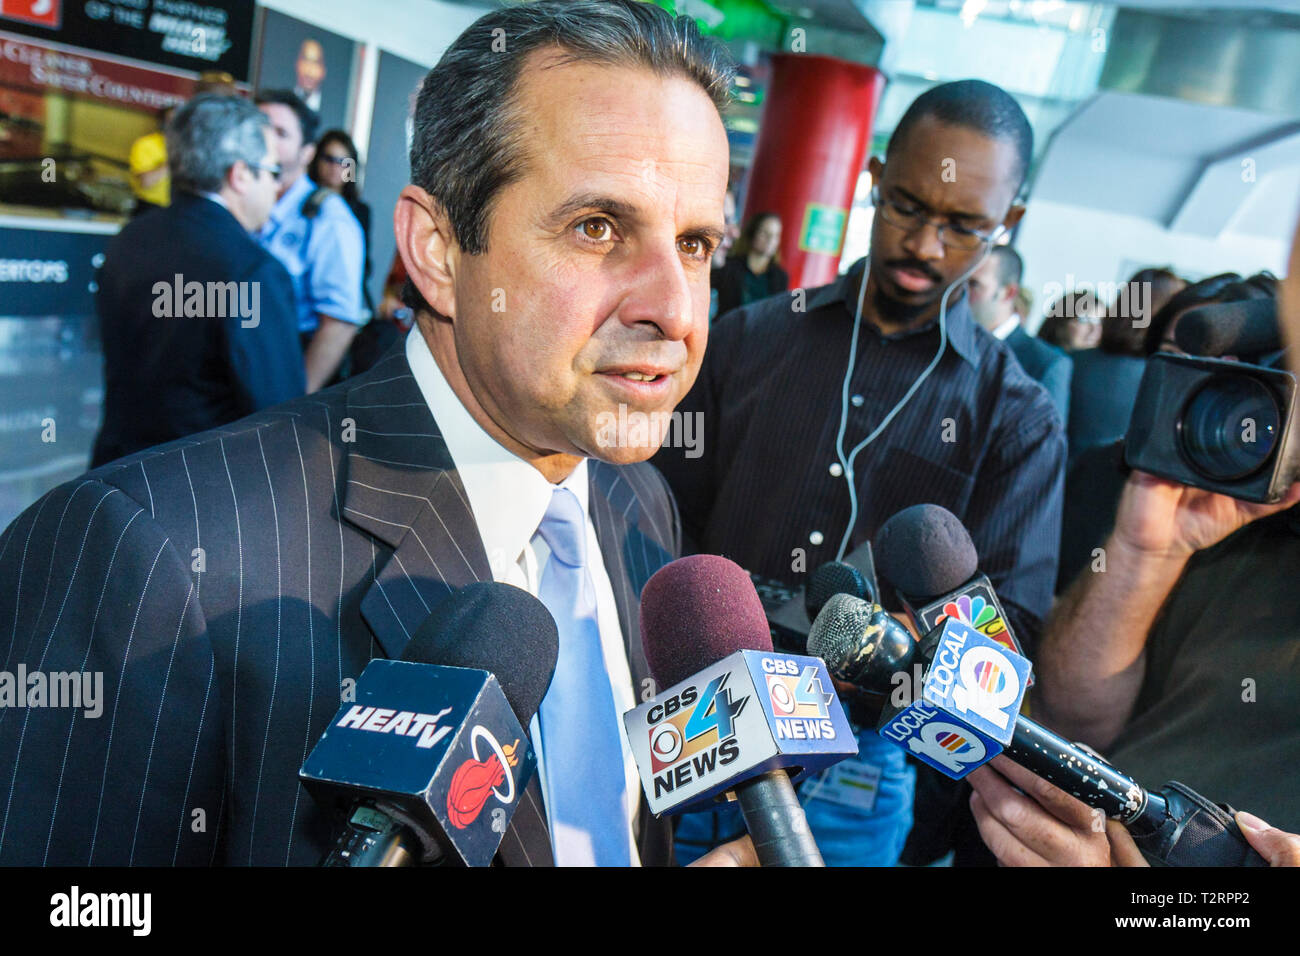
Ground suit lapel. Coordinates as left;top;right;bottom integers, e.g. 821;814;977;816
340;348;491;659
589;461;680;864
590;460;655;694
339;346;549;864
339;351;673;866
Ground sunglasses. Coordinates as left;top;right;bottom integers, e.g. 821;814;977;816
247;160;282;180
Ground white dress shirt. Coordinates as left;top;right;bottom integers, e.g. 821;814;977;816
405;328;642;865
990;315;1020;340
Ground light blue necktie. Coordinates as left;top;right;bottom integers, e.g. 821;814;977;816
535;487;632;866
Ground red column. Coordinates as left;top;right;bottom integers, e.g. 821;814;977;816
743;54;885;290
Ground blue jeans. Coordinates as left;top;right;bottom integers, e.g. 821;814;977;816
673;727;915;866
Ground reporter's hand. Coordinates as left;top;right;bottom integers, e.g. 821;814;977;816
1112;471;1300;563
968;755;1116;866
1105;819;1150;867
1236;811;1300;866
688;835;758;867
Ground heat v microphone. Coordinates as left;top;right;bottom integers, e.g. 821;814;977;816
299;582;558;867
626;554;857;867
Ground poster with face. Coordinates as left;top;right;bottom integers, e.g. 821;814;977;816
253;9;355;134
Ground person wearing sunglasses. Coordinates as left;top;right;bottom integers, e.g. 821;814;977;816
90;94;303;468
309;129;378;360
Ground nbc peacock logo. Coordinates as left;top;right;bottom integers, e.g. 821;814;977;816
939;594;997;631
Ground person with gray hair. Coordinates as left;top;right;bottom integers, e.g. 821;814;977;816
2;1;752;868
167;94;281;216
89;93;303;466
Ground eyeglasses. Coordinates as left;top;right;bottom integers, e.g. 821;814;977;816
247;160;282;180
319;154;351;166
871;186;1005;251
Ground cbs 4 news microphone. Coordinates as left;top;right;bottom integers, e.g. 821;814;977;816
810;504;1268;867
299;582;557;867
623;554;859;867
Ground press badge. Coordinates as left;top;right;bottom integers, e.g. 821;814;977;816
803;758;883;813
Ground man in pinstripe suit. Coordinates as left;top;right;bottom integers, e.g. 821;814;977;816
0;1;737;867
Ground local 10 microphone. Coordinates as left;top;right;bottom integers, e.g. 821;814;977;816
299;582;558;867
874;503;1029;668
809;596;1268;865
624;554;858;867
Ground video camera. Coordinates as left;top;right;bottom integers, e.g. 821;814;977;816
1125;298;1299;503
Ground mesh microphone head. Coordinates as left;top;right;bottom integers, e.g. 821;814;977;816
407;581;559;725
807;592;876;671
640;554;773;690
805;561;872;622
874;504;978;602
807;592;916;692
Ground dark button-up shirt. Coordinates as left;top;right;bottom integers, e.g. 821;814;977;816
654;256;1066;652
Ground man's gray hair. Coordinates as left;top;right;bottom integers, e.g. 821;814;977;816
167;94;270;195
403;0;734;312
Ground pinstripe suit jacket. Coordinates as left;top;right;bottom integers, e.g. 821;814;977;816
0;346;680;866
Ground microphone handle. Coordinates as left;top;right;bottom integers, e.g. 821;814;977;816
733;770;825;867
1005;715;1151;823
321;804;423;867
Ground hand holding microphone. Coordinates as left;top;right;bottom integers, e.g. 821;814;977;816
968;755;1149;867
970;756;1300;868
810;503;1269;866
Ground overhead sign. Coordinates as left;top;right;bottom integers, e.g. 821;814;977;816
0;0;254;80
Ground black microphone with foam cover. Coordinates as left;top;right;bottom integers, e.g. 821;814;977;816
874;503;1027;661
805;561;873;623
1174;298;1281;358
634;554;861;867
811;592;1144;814
405;581;557;724
875;503;977;610
300;582;558;867
766;539;879;652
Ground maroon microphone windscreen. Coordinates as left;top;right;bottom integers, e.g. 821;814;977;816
640;554;773;690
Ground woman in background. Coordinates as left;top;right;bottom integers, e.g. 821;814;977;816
712;211;788;319
309;129;373;318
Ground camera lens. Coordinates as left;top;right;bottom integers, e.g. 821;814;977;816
1178;373;1280;482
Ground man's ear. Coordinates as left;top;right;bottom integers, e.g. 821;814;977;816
394;184;458;320
225;159;249;197
300;142;316;171
868;155;885;184
1003;202;1027;232
1001;281;1021;307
